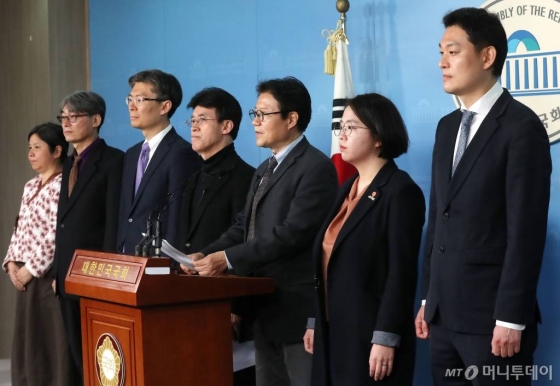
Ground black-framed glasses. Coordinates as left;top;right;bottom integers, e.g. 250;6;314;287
185;117;218;127
333;122;369;136
56;114;89;124
125;96;166;106
249;109;284;122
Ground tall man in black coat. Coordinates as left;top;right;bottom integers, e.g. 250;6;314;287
176;87;256;385
416;8;551;386
52;91;124;384
191;77;338;386
117;69;200;256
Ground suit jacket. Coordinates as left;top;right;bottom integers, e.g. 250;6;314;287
117;127;200;254
202;137;338;342
311;161;425;386
176;144;255;254
53;139;124;298
422;89;551;334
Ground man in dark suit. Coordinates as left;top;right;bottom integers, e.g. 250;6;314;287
416;8;551;386
52;91;124;384
117;69;199;256
175;87;256;385
191;77;338;386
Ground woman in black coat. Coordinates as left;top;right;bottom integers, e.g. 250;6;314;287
304;93;425;385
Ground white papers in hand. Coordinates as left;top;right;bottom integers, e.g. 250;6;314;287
161;239;196;271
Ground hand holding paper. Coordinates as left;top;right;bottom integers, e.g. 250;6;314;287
161;239;196;270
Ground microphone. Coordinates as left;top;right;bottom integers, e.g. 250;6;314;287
152;189;184;258
134;187;183;257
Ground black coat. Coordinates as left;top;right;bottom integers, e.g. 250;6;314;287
422;89;551;333
176;144;255;254
53;139;124;298
311;160;425;386
202;137;338;343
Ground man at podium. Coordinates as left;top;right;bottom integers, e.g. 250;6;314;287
176;86;256;385
191;77;338;386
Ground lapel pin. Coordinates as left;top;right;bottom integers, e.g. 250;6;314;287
368;191;377;201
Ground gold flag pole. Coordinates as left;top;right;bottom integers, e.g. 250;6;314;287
323;0;350;75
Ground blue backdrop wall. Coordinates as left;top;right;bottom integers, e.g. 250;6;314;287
89;1;560;384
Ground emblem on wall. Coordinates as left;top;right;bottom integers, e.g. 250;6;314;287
95;333;125;386
473;0;560;143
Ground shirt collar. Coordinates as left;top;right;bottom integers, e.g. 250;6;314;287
459;81;503;115
273;134;304;166
73;137;102;160
144;124;172;151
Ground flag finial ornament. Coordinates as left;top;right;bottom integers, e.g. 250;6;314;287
336;0;349;15
322;1;350;75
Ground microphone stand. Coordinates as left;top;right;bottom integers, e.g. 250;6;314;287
134;219;153;256
134;188;182;258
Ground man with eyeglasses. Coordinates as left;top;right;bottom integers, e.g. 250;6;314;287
191;77;338;386
52;91;124;384
117;69;199;258
175;87;256;385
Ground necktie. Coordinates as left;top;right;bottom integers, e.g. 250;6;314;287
247;156;278;241
452;110;475;176
135;142;150;194
68;154;82;197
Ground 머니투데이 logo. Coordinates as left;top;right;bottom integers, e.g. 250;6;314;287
473;0;560;143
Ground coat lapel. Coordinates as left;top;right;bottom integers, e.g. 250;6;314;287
331;160;398;255
58;140;106;220
244;160;269;230
444;90;512;206
122;143;141;211
438;110;462;187
259;137;309;199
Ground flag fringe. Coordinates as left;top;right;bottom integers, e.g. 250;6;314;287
322;20;349;76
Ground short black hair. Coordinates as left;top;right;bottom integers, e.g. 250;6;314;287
28;122;69;164
345;93;409;159
443;7;507;78
187;87;242;140
256;76;312;132
128;69;183;118
59;91;106;132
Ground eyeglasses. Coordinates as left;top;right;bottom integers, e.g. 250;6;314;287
125;96;165;106
186;117;218;127
56;114;89;124
249;109;284;122
333;122;369;136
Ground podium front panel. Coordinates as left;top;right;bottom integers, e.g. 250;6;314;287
82;299;141;386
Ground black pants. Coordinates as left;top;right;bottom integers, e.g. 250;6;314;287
430;318;538;386
235;366;256;386
253;321;312;386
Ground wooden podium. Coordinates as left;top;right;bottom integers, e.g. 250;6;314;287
65;249;275;386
